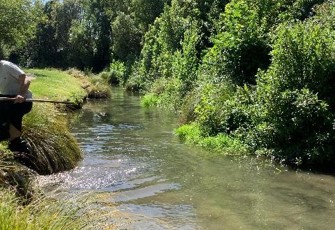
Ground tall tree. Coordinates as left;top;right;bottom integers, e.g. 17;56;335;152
32;1;59;67
112;12;141;62
0;0;41;59
54;0;83;67
130;0;170;32
129;0;228;91
89;0;112;72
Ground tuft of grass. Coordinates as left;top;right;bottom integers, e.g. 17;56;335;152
175;123;249;155
0;189;87;230
1;68;86;186
0;68;91;228
86;76;111;99
140;93;159;108
66;68;111;99
22;103;82;175
0;160;35;202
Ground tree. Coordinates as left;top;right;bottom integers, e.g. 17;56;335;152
0;0;41;59
112;12;141;62
53;0;83;67
67;19;95;70
250;18;335;167
30;1;59;67
63;0;112;71
130;0;170;32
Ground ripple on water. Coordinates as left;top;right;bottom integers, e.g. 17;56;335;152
114;203;197;230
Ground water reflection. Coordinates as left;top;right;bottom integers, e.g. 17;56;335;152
37;88;335;230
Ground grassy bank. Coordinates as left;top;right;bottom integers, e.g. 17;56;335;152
0;68;111;229
28;68;88;104
0;189;86;230
20;68;88;174
0;68;88;188
20;68;110;174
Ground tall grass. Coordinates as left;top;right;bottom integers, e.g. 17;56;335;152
22;103;82;175
11;68;88;174
0;189;86;230
66;68;111;99
175;123;249;155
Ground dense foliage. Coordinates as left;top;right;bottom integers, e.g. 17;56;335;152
1;0;170;72
130;0;335;170
0;0;42;59
2;0;335;169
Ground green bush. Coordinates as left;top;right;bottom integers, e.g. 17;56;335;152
172;23;201;97
248;17;335;167
253;89;334;163
128;0;207;93
192;83;254;137
175;123;249;155
193;84;231;136
200;0;273;86
140;93;159;108
140;23;202;111
101;61;127;86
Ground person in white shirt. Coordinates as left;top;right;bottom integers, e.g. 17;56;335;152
0;60;33;154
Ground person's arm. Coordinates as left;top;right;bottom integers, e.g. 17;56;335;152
14;74;31;103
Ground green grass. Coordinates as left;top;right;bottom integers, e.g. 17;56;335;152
0;68;86;199
66;68;111;99
22;103;82;175
175;123;250;155
12;68;86;174
0;189;86;230
0;68;104;230
27;68;87;104
1;69;86;173
140;93;159;107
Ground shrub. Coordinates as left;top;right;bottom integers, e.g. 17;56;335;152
200;0;272;86
253;88;334;164
175;123;249;155
248;17;335;167
172;23;201;97
101;61;127;86
140;93;159;108
193;83;253;137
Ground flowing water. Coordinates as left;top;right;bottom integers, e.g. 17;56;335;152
37;87;335;230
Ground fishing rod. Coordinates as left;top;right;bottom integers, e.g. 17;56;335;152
0;97;76;105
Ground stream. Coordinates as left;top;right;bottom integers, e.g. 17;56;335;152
37;87;335;230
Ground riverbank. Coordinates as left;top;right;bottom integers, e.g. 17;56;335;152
0;68;110;229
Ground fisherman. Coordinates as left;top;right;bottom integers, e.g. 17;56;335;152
0;60;33;154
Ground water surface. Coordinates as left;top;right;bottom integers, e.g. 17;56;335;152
37;87;335;230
